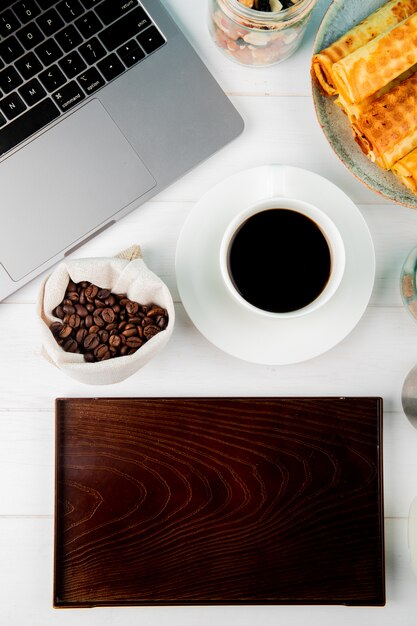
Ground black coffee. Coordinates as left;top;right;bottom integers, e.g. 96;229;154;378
227;209;332;313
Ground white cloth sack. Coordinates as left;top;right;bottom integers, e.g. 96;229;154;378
37;246;175;385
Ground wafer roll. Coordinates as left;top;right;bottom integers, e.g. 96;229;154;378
312;0;417;96
392;148;417;191
336;64;417;121
332;12;417;105
352;73;417;169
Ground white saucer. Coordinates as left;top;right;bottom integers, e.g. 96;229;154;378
175;165;375;365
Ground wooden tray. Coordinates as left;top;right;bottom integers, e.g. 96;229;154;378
54;397;385;607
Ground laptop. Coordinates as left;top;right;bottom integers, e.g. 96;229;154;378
0;0;244;301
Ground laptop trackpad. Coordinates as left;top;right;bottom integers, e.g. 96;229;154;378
0;99;156;281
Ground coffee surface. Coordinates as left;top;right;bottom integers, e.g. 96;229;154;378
228;209;332;313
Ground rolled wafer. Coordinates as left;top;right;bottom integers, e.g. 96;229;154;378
336;63;417;121
392;148;417;191
312;0;417;96
352;73;417;169
332;11;417;105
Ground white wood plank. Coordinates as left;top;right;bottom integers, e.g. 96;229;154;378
0;518;415;625
3;199;417;307
0;304;416;413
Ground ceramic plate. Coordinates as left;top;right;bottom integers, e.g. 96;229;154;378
175;165;375;365
312;0;417;208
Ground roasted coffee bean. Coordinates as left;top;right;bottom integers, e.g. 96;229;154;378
144;325;160;340
75;304;88;317
126;301;139;315
104;294;116;307
84;333;100;351
128;316;142;325
85;284;99;299
148;306;166;317
99;329;109;344
68;314;81;329
63;337;78;352
122;323;137;338
54;305;65;319
76;328;88;344
67;291;79;302
94;344;109;359
93;314;105;328
50;321;63;335
109;334;122;348
49;279;169;363
59;324;73;339
156;315;167;329
126;336;143;349
97;288;111;300
101;308;115;324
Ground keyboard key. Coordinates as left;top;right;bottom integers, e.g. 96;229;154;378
59;50;86;79
37;0;59;9
13;1;41;24
0;67;23;94
16;51;43;80
0;111;6;127
75;11;102;38
56;24;82;52
0;36;25;64
52;80;85;111
0;9;21;38
56;0;84;23
116;39;139;58
121;46;145;68
17;22;44;50
37;8;64;36
35;39;63;66
18;77;46;105
99;7;151;51
137;26;165;55
96;0;138;26
77;66;104;95
79;0;101;8
0;98;60;156
97;53;124;81
39;64;66;91
0;92;27;121
79;37;106;64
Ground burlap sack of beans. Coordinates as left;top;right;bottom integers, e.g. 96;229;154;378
37;245;175;385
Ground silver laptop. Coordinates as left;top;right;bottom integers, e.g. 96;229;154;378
0;0;244;300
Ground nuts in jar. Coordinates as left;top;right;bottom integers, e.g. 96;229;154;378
209;0;318;67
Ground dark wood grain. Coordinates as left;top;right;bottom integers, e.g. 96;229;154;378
54;397;385;607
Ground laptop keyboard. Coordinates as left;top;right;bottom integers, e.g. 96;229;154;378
0;0;166;157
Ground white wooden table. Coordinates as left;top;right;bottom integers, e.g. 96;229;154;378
2;0;417;623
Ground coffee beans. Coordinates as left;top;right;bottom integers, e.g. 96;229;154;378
50;281;169;362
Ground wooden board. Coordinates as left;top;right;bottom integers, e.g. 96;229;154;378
54;397;385;607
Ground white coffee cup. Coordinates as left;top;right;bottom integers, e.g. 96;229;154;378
219;197;345;318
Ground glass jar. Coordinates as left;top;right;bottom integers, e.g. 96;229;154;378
209;0;317;67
